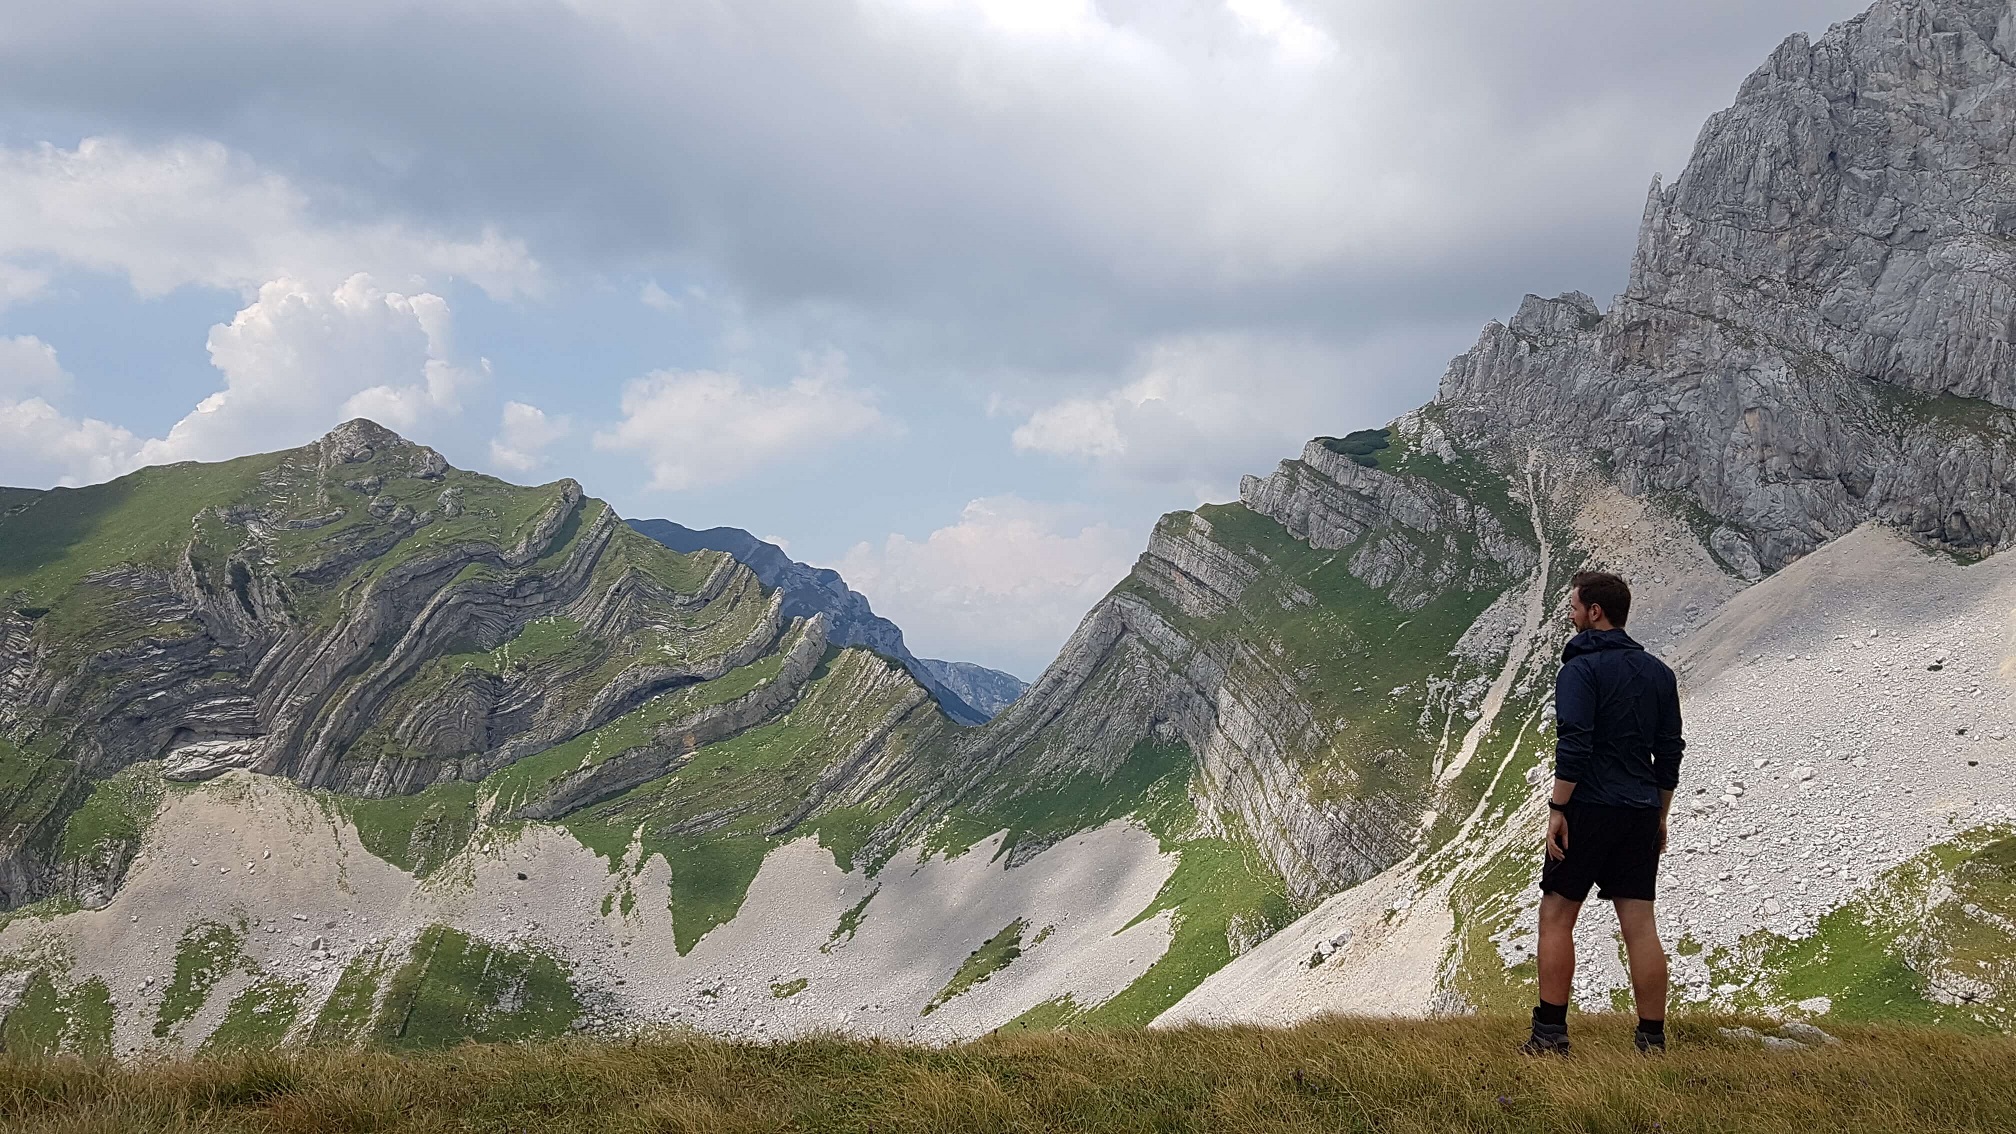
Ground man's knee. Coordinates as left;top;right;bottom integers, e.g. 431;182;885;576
1614;898;1659;937
1539;892;1583;929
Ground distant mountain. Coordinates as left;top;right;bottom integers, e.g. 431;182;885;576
625;520;993;725
915;658;1027;718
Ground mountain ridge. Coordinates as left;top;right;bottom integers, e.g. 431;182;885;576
915;658;1028;718
624;519;1019;724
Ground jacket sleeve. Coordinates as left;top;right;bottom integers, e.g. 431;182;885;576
1553;660;1595;785
1651;667;1685;790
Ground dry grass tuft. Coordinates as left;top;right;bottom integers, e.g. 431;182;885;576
2;1014;2012;1132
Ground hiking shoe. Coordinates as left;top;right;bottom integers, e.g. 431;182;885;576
1520;1022;1570;1056
1634;1028;1666;1055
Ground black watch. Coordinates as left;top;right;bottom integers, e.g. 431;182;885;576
1547;800;1569;812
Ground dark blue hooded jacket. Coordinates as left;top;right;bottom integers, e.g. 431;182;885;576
1554;628;1684;808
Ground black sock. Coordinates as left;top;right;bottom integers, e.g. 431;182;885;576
1637;1017;1665;1036
1533;1000;1568;1027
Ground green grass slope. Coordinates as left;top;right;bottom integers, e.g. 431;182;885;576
4;1017;2012;1133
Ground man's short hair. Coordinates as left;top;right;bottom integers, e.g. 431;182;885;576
1572;570;1631;627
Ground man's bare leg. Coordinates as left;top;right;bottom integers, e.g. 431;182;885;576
1613;899;1667;1019
1522;891;1583;1053
1537;891;1583;1007
1615;898;1668;1050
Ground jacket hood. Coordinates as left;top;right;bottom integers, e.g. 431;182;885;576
1562;627;1644;662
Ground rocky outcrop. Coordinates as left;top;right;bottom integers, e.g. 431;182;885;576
628;519;990;724
1438;0;2016;572
1633;0;2016;407
1242;442;1536;609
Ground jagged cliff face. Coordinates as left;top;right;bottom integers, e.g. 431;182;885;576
956;438;1543;904
1443;0;2016;572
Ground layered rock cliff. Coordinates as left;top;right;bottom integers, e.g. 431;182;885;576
1442;0;2016;570
0;422;956;911
626;519;998;723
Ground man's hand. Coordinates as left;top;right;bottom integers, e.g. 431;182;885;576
1546;810;1570;861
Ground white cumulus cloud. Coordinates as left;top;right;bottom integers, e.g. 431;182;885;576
595;353;889;492
0;277;485;486
0;335;143;486
833;495;1138;677
141;274;483;465
0;335;68;398
489;401;571;474
0;137;539;303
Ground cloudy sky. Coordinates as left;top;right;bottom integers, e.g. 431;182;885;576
0;0;1871;677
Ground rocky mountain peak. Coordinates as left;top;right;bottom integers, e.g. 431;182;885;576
1506;291;1600;340
1623;0;2016;407
1437;0;2016;577
315;418;452;481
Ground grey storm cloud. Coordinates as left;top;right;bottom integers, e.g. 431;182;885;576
0;0;1875;378
0;0;1889;675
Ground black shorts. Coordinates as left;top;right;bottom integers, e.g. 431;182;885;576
1540;801;1661;902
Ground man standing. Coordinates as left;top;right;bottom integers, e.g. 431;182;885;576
1523;570;1683;1056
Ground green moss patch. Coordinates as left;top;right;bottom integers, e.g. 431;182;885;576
307;947;393;1048
155;921;246;1039
1317;428;1392;467
330;781;482;877
0;970;113;1058
374;925;581;1051
925;920;1027;1015
0;452;281;602
202;980;305;1054
0;738;79;869
925;741;1194;865
1698;826;2016;1030
58;761;164;865
823;891;876;954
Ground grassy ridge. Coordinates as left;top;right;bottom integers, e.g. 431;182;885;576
3;1017;2013;1133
